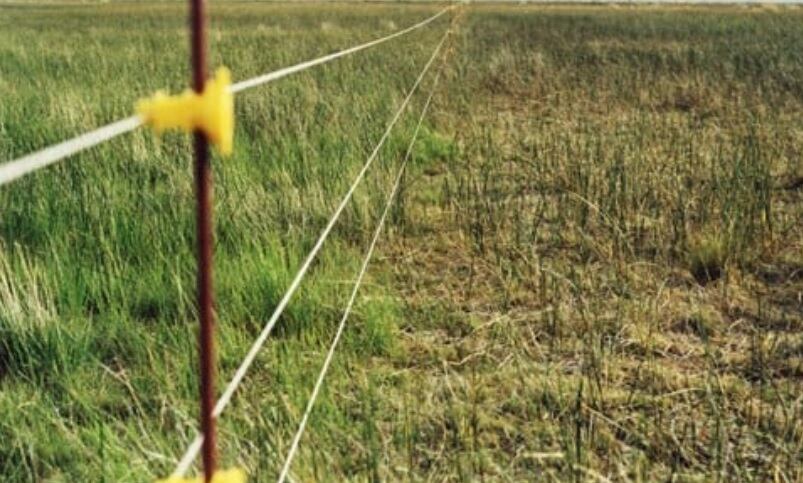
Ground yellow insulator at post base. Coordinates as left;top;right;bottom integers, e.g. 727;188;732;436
156;467;246;483
137;67;234;156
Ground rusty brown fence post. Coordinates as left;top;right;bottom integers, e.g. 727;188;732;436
189;0;217;480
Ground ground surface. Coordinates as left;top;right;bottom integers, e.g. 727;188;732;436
0;3;801;482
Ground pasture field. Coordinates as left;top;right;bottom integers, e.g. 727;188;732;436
1;2;802;481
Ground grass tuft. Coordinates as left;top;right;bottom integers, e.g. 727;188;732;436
687;233;727;285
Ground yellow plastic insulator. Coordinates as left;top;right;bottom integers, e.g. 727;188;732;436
156;467;246;483
137;67;234;156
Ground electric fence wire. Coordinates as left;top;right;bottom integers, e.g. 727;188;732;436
171;25;452;478
277;45;447;483
0;6;452;187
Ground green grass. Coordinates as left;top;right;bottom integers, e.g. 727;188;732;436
1;2;802;481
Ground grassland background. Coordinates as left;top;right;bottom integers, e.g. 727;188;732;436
0;2;801;481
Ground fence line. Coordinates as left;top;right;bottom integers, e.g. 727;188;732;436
230;6;451;93
171;25;452;478
0;6;452;188
0;116;141;187
276;48;447;483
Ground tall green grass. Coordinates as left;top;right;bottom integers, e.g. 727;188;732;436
1;3;450;480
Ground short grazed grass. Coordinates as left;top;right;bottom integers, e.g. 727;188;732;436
1;3;801;481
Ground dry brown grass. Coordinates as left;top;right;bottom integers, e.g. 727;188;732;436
377;4;802;481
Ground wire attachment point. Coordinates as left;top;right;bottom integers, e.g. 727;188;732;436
157;467;246;483
137;67;234;155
